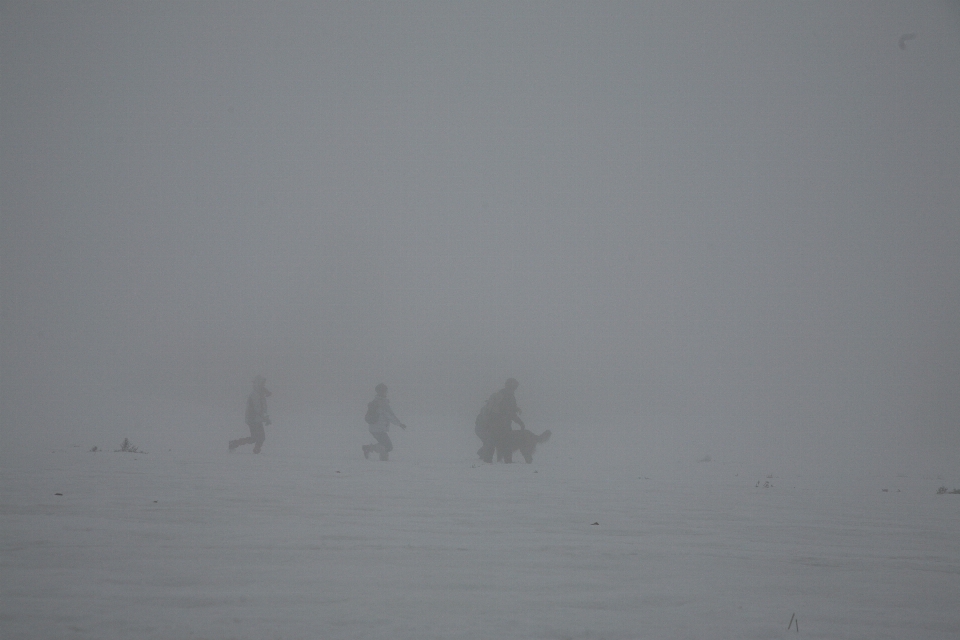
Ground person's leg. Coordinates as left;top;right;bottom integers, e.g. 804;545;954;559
251;422;265;454
373;432;392;460
492;423;513;463
478;439;494;463
230;436;256;450
230;424;259;450
476;422;494;462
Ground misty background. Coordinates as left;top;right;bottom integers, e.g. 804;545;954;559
2;1;958;475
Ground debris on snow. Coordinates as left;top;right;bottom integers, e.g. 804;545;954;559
114;438;145;453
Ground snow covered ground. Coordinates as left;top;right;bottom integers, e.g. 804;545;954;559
2;420;958;640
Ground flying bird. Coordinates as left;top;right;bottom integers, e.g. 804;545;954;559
898;33;916;50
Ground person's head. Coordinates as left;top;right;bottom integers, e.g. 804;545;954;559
254;375;270;396
505;378;519;392
375;383;387;397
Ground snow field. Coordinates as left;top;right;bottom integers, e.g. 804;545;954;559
2;424;958;640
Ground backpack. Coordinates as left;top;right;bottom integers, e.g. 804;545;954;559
364;399;380;425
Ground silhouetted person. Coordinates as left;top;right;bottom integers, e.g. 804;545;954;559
476;378;525;463
362;383;406;461
229;375;271;454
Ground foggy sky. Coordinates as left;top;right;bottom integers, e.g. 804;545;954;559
2;1;959;469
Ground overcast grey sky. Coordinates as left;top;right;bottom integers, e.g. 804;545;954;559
2;1;958;469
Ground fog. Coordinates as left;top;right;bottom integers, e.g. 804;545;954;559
2;1;959;476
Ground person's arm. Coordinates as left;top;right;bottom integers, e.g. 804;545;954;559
507;395;524;429
392;407;407;429
382;402;405;428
